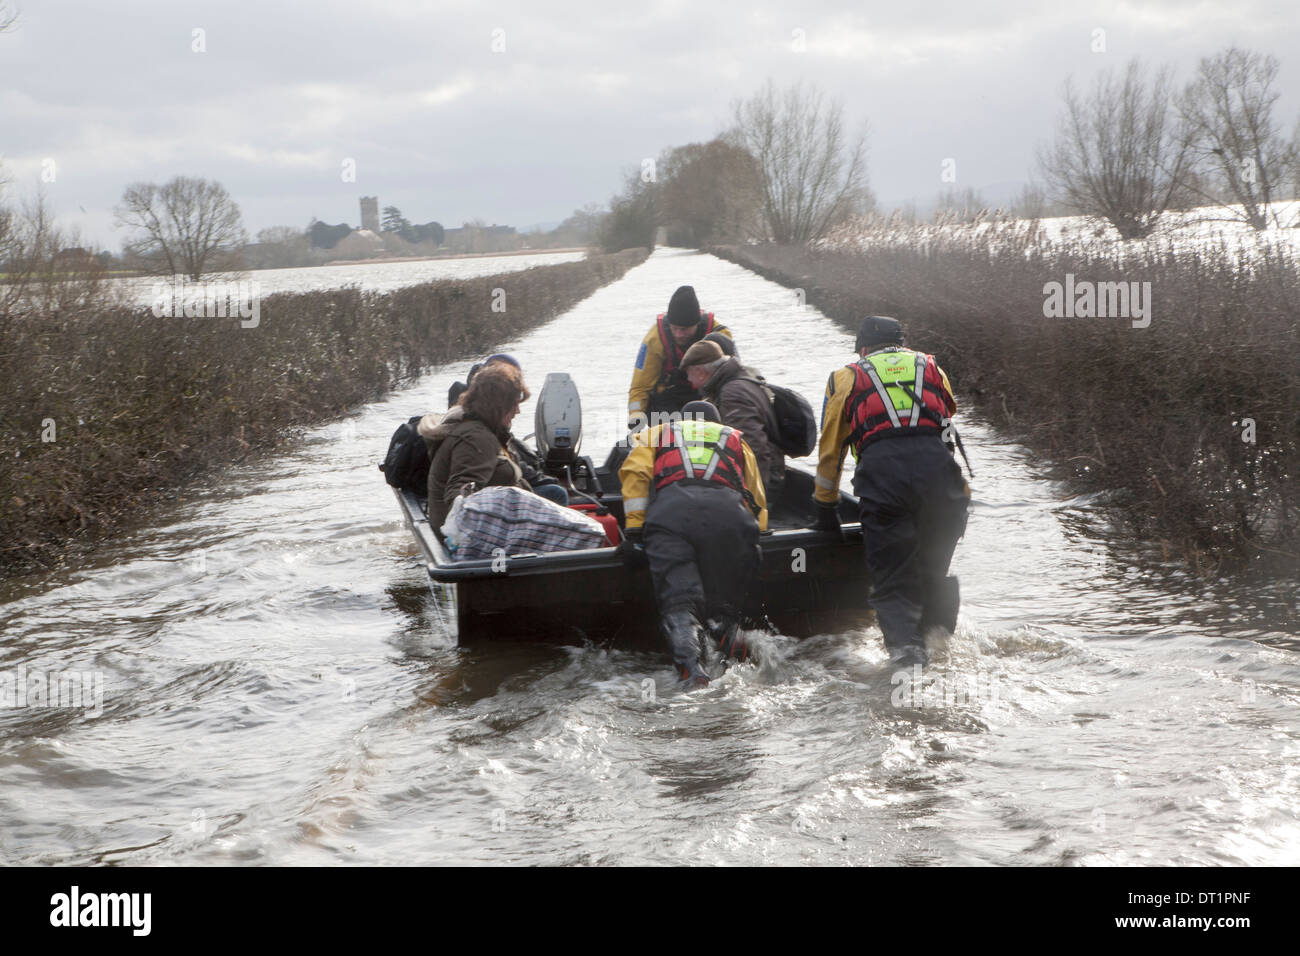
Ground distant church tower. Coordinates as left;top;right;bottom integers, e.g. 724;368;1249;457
359;196;379;232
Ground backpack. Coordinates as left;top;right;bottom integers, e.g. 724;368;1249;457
379;415;431;493
737;378;818;458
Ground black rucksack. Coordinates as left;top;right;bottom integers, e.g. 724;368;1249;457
379;415;431;493
737;378;818;458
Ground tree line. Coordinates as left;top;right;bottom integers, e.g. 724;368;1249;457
5;45;1297;300
591;47;1300;252
1040;47;1299;238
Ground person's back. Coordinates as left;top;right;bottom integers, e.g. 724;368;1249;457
618;401;768;686
813;316;969;666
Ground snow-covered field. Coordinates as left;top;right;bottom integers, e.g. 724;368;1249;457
819;201;1300;261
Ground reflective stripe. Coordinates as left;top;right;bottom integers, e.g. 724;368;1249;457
624;496;649;512
699;426;733;481
861;361;901;428
675;430;695;479
629;400;643;411
814;474;835;490
909;353;926;427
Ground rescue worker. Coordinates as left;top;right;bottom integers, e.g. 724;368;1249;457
627;286;732;430
813;316;970;668
618;400;767;688
679;339;784;502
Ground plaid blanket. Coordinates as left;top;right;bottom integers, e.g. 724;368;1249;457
455;486;608;560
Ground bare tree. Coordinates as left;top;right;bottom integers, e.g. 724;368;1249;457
115;176;246;279
731;80;869;243
1;186;119;320
1039;60;1192;239
1009;182;1049;220
1177;47;1291;230
934;187;989;222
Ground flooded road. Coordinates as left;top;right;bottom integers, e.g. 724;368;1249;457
2;248;1297;865
117;249;587;306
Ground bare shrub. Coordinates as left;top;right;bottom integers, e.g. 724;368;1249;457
711;236;1298;576
0;249;648;576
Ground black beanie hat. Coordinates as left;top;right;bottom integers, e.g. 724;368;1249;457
682;400;721;423
856;315;904;351
666;286;702;327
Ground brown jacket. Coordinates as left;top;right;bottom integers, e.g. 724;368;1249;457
424;410;529;529
702;358;785;495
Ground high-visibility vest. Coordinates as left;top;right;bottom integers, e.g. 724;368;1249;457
651;419;747;495
844;349;949;452
655;311;716;378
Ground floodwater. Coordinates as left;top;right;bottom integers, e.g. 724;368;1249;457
118;249;587;306
1;248;1297;865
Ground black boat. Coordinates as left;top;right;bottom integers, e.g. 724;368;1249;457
392;374;871;646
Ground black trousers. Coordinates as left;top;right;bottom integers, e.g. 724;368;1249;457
852;435;970;653
644;482;760;623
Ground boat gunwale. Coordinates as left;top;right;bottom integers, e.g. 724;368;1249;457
393;480;864;584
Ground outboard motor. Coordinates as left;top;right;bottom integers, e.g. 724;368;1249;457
534;372;605;499
535;372;583;475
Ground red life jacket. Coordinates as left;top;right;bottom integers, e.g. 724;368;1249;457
651;419;747;496
655;311;716;376
844;349;951;453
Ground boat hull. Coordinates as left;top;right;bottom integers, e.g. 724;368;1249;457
395;463;871;646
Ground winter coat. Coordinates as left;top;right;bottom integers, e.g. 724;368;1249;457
701;358;784;496
422;408;530;530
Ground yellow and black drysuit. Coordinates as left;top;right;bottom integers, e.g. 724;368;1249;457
815;346;970;664
626;312;732;427
620;418;767;684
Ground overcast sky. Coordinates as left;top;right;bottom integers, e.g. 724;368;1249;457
2;0;1297;250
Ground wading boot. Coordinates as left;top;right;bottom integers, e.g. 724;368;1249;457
708;616;757;665
887;641;929;670
662;610;711;689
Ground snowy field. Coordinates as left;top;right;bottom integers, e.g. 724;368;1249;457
819;201;1300;261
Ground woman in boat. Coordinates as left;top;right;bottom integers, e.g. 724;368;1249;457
422;354;562;498
424;364;541;530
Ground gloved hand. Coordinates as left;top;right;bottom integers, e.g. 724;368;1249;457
617;527;648;569
811;504;841;534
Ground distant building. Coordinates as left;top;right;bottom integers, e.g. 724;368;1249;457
359;196;379;233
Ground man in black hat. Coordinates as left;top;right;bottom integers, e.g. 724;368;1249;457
812;316;970;668
627;285;732;431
